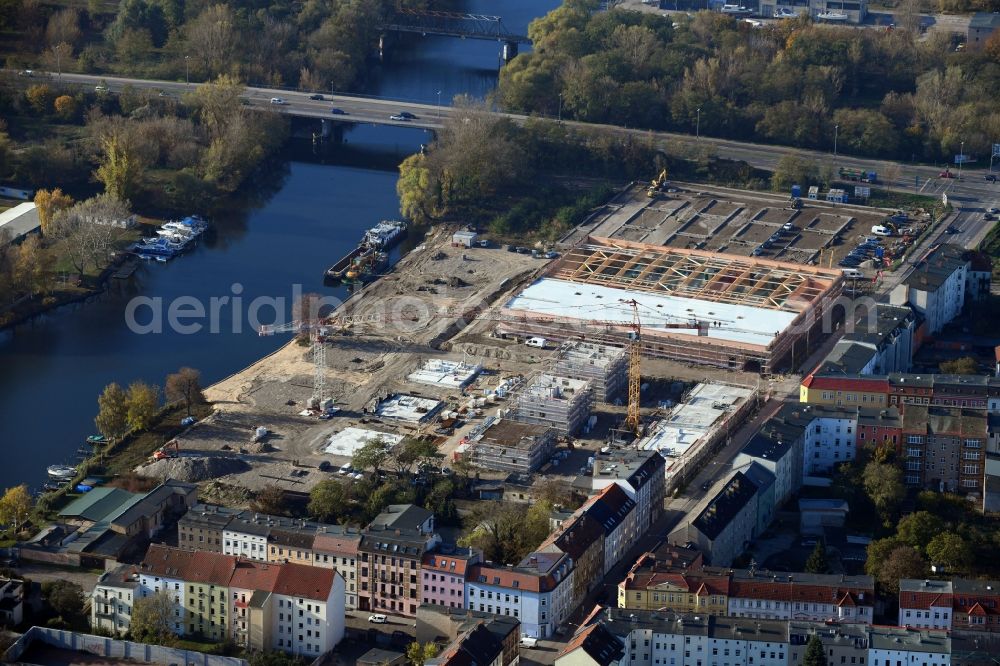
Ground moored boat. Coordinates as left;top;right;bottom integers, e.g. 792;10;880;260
86;434;108;445
47;464;77;480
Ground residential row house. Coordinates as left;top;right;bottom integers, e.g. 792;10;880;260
619;551;874;625
129;543;345;657
421;548;480;609
426;614;521;666
177;503;362;609
557;609;950;666
91;564;139;635
899;578;1000;632
359;504;441;617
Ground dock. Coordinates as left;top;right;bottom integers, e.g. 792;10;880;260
112;259;139;279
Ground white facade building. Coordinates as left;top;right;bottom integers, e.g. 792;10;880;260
91;566;138;636
890;244;968;336
271;574;345;658
802;409;857;476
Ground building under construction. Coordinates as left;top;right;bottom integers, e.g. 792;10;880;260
498;237;844;374
552;342;628;403
510;374;593;435
466;420;556;474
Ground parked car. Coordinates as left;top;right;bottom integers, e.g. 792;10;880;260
368;614;387;623
95;84;109;92
309;93;324;100
986;174;997;183
701;479;713;491
939;169;956;178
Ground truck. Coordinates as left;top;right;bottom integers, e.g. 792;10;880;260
839;168;877;183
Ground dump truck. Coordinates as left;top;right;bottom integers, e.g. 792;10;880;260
839;167;877;183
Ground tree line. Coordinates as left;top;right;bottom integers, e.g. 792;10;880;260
94;366;206;442
498;0;1000;163
0;0;435;92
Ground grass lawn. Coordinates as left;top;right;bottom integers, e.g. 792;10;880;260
105;401;214;476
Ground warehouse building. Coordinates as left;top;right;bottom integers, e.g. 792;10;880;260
499;238;843;375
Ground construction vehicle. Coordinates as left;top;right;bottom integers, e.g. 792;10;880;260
152;439;180;460
647;168;669;197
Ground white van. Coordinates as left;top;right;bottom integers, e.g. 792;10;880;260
368;614;387;624
842;268;864;279
519;637;538;648
871;225;892;236
525;337;547;349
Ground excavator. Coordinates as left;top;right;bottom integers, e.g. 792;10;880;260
646;168;669;198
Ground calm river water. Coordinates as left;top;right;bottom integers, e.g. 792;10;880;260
0;0;559;490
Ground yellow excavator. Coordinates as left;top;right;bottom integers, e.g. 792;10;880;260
646;168;668;198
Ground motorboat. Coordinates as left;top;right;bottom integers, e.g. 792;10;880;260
817;10;848;19
47;465;77;480
721;4;753;14
363;220;407;248
86;434;108;445
774;7;800;17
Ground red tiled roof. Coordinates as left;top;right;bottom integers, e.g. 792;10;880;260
902;591;953;611
801;375;888;393
273;562;337;601
186;551;238;585
728;580;872;605
422;552;474;577
141;543;197;578
228;559;282;593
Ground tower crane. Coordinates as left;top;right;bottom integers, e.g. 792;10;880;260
258;302;711;428
619;299;708;436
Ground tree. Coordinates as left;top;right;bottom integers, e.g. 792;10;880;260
53;94;78;121
895;511;945;553
0;485;33;531
45;8;80;48
459;500;553;566
42;580;83;620
248;651;308;666
390;437;442;475
867;542;926;594
126;381;160;431
352;437;393;475
397;153;435;224
253;485;288;516
939;357;979;375
803;635;827;666
926;532;972;572
771;154;820;191
95;382;129;441
309;479;349;523
25;84;55;115
805;541;829;574
406;642;440;666
95;135;142;201
862;461;905;524
164;367;205;417
12;235;51;296
130;590;176;644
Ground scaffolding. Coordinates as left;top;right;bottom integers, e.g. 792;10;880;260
510;374;594;435
553;342;628;403
467;420;556;474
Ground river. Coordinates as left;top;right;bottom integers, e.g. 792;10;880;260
0;0;559;491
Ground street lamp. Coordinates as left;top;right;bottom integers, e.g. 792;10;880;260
834;124;839;158
185;55;190;85
436;90;441;107
558;93;563;122
696;107;701;140
959;140;965;180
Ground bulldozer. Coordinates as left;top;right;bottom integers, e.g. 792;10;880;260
646;168;668;198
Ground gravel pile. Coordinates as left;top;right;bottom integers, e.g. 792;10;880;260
138;455;251;482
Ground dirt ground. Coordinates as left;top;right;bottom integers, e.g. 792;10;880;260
137;229;551;492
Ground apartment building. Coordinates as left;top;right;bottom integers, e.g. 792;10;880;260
817;305;916;377
511;374;594;436
857;407;902;451
427;615;521;666
800;375;889;409
466;550;574;639
581;484;638;576
559;609;951;666
679;472;759;567
177;503;241;552
899;578;1000;633
590;450;666;535
732;407;803;509
900;405;987;491
312;531;362;610
618;556;874;625
727;569;874;624
91;564;138;636
421;548;479;609
133;544;345;656
553;341;628;403
359;505;441;617
801;406;858;476
0;578;23;628
890;243;969;335
538;512;605;611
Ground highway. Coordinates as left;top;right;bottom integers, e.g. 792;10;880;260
42;71;1000;257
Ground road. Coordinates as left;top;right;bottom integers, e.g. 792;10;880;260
37;71;1000;220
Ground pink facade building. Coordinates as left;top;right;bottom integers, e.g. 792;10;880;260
421;549;479;609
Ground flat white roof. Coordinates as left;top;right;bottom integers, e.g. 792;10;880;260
375;394;443;423
324;428;404;457
0;202;39;243
504;278;798;348
407;359;481;389
637;383;753;465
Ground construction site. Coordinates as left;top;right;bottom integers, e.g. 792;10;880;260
497;237;844;374
127;180;846;497
560;181;932;268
